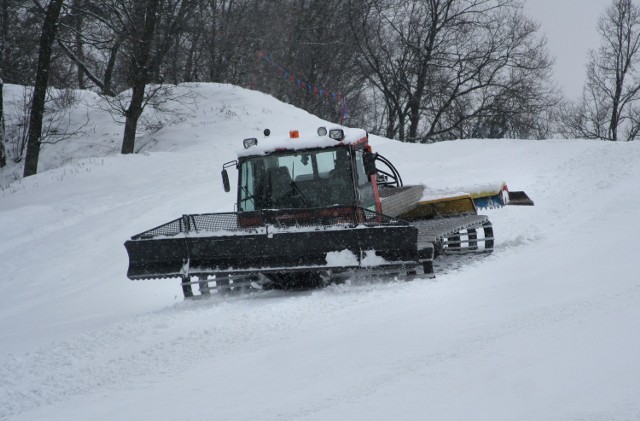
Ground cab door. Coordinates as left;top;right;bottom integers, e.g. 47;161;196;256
353;148;380;213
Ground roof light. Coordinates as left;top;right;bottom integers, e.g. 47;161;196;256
243;138;258;149
289;130;300;139
329;129;345;141
317;126;328;136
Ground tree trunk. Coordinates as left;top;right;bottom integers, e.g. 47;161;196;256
121;81;146;154
0;75;6;168
1;0;8;66
408;96;422;141
103;38;121;96
23;0;65;177
73;0;85;89
609;76;623;141
184;32;199;82
120;0;159;154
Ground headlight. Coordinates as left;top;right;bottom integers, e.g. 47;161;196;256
329;129;345;141
243;138;258;149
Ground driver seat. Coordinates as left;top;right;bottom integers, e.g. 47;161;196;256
267;166;292;207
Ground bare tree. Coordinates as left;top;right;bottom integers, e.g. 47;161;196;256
0;0;7;72
0;1;42;86
23;0;65;177
563;0;640;141
118;0;196;154
6;87;33;162
119;0;161;154
46;0;131;96
192;0;257;84
0;74;6;168
349;0;556;142
70;0;84;88
4;85;88;165
256;0;368;123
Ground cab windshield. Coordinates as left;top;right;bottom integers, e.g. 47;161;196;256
238;148;355;211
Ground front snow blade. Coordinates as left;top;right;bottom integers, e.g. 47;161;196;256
124;209;418;280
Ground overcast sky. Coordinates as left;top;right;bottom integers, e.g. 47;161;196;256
522;0;607;100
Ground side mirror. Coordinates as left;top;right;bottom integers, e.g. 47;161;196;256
222;169;230;192
363;152;378;177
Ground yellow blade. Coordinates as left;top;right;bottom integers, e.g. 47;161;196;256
400;194;477;219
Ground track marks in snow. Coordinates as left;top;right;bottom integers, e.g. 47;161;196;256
273;282;640;420
0;283;415;419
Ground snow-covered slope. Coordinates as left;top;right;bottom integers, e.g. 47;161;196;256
1;83;639;420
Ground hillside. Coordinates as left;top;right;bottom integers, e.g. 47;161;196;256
1;83;639;420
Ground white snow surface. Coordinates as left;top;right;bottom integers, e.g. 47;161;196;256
1;83;640;420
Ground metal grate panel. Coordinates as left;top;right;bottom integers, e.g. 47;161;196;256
131;207;407;240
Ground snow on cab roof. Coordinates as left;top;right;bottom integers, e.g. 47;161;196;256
236;126;368;157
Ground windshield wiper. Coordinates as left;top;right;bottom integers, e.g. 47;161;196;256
290;180;311;207
241;185;256;207
289;161;311;207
